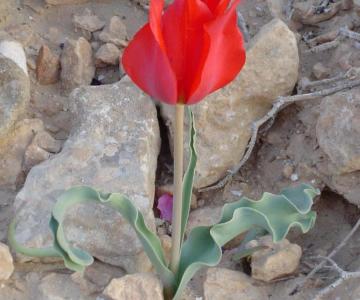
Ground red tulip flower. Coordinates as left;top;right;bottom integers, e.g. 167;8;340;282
122;0;246;105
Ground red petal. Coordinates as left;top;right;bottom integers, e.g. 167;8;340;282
122;24;177;104
187;0;246;104
149;0;166;51
162;0;212;100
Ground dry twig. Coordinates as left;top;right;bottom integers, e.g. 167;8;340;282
299;67;359;92
339;27;360;42
289;217;360;296
237;10;250;43
312;256;360;300
305;38;341;53
199;79;360;192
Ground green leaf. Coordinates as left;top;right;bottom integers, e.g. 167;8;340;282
9;186;176;290
180;107;197;246
172;184;319;299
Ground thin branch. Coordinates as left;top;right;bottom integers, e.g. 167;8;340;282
299;68;360;92
290;217;360;296
236;10;250;43
199;79;360;192
305;38;341;53
312;256;360;300
339;27;360;42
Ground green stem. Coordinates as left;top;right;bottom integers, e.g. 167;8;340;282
170;104;185;274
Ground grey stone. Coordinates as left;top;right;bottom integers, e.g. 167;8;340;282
161;19;299;188
99;16;128;48
0;43;29;140
95;43;121;67
316;88;360;174
13;77;160;273
73;8;105;33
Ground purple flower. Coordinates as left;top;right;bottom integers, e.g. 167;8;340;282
157;193;173;222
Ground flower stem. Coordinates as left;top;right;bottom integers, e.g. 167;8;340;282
170;104;185;274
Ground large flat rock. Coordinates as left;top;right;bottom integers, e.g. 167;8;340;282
13;77;160;272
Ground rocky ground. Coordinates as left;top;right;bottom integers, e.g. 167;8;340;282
1;0;360;299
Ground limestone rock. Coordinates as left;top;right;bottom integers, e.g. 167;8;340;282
0;41;29;140
204;268;268;300
161;19;299;188
71;261;125;295
95;43;121;67
36;45;60;85
99;16;128;47
73;8;105;33
60;37;95;92
38;273;93;300
13;78;160;272
0;243;14;280
316;88;360;174
248;235;302;282
103;273;163;300
0;119;46;188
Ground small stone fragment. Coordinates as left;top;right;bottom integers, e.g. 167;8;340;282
248;235;302;282
0;243;14;280
282;163;294;179
60;37;95;91
103;273;163;300
99;16;128;47
23;130;61;171
95;43;121;67
73;8;105;33
23;142;51;172
36;45;60;85
204;268;268;300
312;62;330;80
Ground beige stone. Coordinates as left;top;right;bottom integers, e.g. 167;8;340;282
103;273;164;300
161;19;299;188
204;268;268;300
0;243;14;280
248;236;302;282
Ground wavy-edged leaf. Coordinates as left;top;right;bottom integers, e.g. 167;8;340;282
173;184;319;299
50;186;176;289
9;186;176;290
